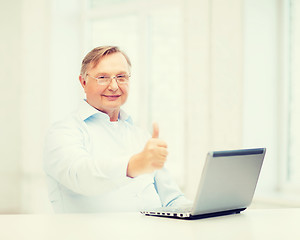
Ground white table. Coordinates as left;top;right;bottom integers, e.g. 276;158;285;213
1;209;299;240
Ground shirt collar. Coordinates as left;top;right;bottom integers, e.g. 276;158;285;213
77;99;132;124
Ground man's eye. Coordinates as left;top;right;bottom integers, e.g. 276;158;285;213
97;76;109;80
116;75;127;79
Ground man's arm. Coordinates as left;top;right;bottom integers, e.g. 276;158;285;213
43;119;132;196
154;168;192;207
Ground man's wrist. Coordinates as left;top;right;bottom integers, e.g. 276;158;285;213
127;153;143;178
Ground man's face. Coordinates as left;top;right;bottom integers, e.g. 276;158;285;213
80;52;130;116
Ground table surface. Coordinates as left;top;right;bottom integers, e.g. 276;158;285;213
1;208;299;240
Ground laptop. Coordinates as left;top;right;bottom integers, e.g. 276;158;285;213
140;148;266;219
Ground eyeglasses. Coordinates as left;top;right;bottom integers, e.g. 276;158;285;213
87;73;130;85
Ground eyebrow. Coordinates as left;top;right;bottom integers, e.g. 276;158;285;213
95;71;129;76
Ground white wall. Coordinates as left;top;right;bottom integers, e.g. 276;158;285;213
243;0;280;195
19;0;83;213
0;0;22;213
48;0;83;125
19;0;52;213
0;0;82;213
184;0;243;199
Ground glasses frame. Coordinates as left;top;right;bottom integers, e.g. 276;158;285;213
86;73;130;86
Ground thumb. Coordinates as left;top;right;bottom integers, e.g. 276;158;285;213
152;122;159;138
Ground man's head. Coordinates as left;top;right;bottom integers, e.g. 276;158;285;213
80;46;131;79
79;46;131;121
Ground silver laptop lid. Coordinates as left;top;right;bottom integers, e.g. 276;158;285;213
192;148;266;216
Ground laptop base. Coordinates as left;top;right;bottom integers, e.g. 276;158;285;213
142;208;246;220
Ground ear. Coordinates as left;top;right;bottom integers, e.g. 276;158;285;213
79;75;87;89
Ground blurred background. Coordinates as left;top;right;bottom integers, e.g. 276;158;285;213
0;0;299;213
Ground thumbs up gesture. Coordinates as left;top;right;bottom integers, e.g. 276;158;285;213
152;122;160;138
127;122;169;178
147;122;168;168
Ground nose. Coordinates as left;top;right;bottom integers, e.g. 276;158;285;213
107;78;119;91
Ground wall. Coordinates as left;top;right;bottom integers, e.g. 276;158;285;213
242;0;280;195
184;0;243;199
0;0;22;213
19;0;82;213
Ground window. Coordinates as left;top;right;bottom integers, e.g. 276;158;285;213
286;0;300;186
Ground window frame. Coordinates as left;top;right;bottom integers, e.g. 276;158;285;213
280;0;300;192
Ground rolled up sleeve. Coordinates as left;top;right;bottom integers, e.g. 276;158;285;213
153;168;192;207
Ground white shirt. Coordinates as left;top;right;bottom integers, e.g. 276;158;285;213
43;100;187;213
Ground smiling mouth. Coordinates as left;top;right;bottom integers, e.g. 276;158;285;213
103;95;121;100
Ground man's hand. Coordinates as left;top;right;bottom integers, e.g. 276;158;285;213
127;123;168;178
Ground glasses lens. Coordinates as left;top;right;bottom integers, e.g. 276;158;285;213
94;76;108;85
90;74;130;85
116;74;129;84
